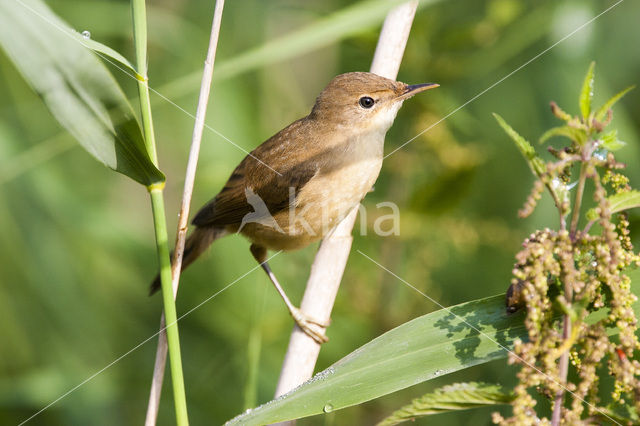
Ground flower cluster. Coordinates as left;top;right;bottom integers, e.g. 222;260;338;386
493;64;640;425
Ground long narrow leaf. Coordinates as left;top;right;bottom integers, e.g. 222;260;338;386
579;61;595;120
0;0;163;186
377;382;514;426
493;113;545;176
594;85;635;122
226;295;527;425
74;31;138;75
226;275;640;425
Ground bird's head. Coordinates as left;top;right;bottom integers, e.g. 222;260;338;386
310;72;438;131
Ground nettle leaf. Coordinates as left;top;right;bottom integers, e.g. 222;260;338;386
586;190;640;221
579;61;595;120
0;0;164;186
607;190;640;215
539;125;585;145
600;130;626;151
376;382;515;426
594;85;635;122
493;113;545;176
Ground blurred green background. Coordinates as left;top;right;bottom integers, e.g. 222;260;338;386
1;0;640;424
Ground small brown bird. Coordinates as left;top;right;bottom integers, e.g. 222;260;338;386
151;72;438;343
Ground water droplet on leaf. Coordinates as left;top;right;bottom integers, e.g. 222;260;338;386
323;404;334;413
81;30;91;39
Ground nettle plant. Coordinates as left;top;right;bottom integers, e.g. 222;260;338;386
494;63;640;425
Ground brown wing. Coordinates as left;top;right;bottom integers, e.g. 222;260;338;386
191;118;321;227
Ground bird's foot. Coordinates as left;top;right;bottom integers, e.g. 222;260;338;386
289;307;330;344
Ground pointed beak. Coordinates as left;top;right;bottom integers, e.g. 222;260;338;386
397;82;439;100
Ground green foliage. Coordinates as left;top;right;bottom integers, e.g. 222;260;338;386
1;1;640;425
377;382;515;426
226;295;526;425
492;113;545;176
0;0;163;186
225;286;640;425
594;86;635;122
492;63;640;425
579;61;595;120
606;190;640;215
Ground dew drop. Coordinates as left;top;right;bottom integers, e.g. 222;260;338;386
81;30;91;39
323;404;334;413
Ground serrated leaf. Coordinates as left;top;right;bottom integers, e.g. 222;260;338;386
0;0;164;186
607;190;640;215
493;113;545;176
600;130;626;151
377;382;515;426
579;61;595;120
586;190;640;221
539;125;585;145
594;85;635;122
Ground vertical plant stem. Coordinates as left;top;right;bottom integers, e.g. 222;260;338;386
554;153;587;425
570;162;588;237
552;315;571;425
132;0;189;424
144;1;225;424
148;188;189;425
273;1;419;417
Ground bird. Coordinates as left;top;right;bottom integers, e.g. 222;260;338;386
150;71;438;343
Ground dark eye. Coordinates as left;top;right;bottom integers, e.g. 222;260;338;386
359;96;375;109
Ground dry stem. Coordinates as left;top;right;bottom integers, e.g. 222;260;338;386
144;1;225;424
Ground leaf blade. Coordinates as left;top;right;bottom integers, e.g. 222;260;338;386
607;190;640;215
225;295;528;425
377;382;515;426
225;275;640;425
0;0;163;186
493;113;545;176
579;61;595;120
594;85;635;122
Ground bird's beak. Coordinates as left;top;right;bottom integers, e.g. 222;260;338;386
397;82;439;100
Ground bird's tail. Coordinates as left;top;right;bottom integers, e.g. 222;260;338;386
149;226;225;295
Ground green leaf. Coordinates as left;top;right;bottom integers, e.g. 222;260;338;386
600;130;626;151
226;295;528;425
377;382;515;426
607;190;640;215
226;278;640;425
585;190;640;222
579;61;595;120
0;0;164;186
493;113;545;176
539;125;585;145
594;85;635;122
72;31;138;75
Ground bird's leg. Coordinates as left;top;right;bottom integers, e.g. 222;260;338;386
250;244;329;344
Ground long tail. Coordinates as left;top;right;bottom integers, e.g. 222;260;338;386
149;226;225;295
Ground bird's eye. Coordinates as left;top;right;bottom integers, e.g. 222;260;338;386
359;96;375;109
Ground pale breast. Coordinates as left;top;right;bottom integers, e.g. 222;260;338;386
285;130;385;238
